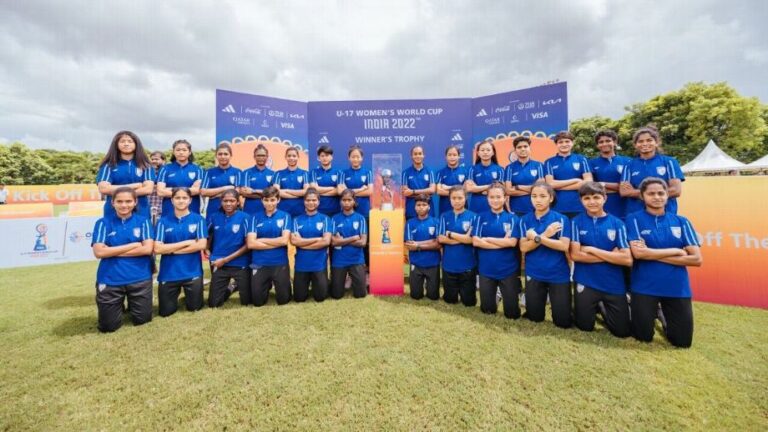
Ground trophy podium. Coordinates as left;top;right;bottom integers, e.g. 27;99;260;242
369;154;404;296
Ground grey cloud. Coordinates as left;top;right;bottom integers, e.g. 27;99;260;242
0;0;765;152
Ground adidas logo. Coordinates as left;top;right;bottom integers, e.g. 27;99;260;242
451;133;463;141
318;136;330;144
476;108;487;117
221;104;236;113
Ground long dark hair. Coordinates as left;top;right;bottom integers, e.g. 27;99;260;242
100;130;151;169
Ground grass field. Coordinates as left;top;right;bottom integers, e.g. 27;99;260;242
1;261;767;431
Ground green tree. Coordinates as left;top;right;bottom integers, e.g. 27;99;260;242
569;116;633;158
0;142;56;185
623;82;767;164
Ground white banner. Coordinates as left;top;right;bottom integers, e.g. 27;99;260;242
0;216;99;269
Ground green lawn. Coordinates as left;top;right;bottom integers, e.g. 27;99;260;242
1;261;766;431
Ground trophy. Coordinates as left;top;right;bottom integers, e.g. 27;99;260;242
372;154;402;211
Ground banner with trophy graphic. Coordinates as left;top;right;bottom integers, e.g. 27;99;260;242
369;154;405;295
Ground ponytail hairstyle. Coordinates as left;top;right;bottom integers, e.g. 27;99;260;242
474;139;499;165
171;139;194;163
632;125;664;154
112;186;138;212
171;186;192;199
531;180;557;208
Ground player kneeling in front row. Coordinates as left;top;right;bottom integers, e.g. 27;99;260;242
91;187;155;332
405;194;441;300
627;177;702;348
330;189;368;299
247;186;293;306
473;182;521;318
569;182;632;337
291;188;332;302
206;189;251;307
154;187;208;317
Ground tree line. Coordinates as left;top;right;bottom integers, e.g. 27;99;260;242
1;82;766;185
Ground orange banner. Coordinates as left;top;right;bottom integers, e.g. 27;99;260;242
229;138;310;171
679;176;768;309
369;209;405;296
5;184;101;205
67;201;104;217
0;203;54;219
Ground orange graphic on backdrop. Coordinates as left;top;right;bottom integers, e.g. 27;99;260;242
222;138;309;171
473;134;557;166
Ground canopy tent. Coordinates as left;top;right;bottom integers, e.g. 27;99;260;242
744;153;768;171
681;139;746;173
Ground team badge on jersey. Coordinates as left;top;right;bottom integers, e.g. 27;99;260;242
277;219;284;228
572;162;581;170
361;175;367;182
671;226;682;238
352;221;360;230
331;174;338;182
530;169;538;177
423;174;430;181
266;175;273;182
656;166;667;176
136;168;144;177
503;223;511;235
188;224;198;233
491;171;498;179
316;222;324;230
133;227;141;238
297;176;303;183
617;165;624;174
188;172;196;180
462;221;471;232
428;226;435;235
232;224;240;234
229;175;236;184
458;174;465;182
607;229;616;241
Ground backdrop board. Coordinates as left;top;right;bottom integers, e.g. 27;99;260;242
216;89;310;170
472;82;568;166
369;209;405;296
4;184;101;205
680;176;768;309
308;98;473;172
0;216;99;268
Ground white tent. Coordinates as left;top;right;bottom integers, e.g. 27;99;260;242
681;139;746;173
745;153;768;171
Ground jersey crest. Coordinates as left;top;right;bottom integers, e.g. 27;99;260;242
671;226;682;238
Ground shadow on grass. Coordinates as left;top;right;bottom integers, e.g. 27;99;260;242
375;294;671;351
42;295;93;310
52;315;99;337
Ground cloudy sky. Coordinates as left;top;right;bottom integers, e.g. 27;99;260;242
0;0;765;152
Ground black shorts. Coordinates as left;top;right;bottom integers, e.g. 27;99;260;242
250;265;292;306
95;279;153;332
330;264;366;299
158;277;204;317
409;265;440;300
293;270;329;302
